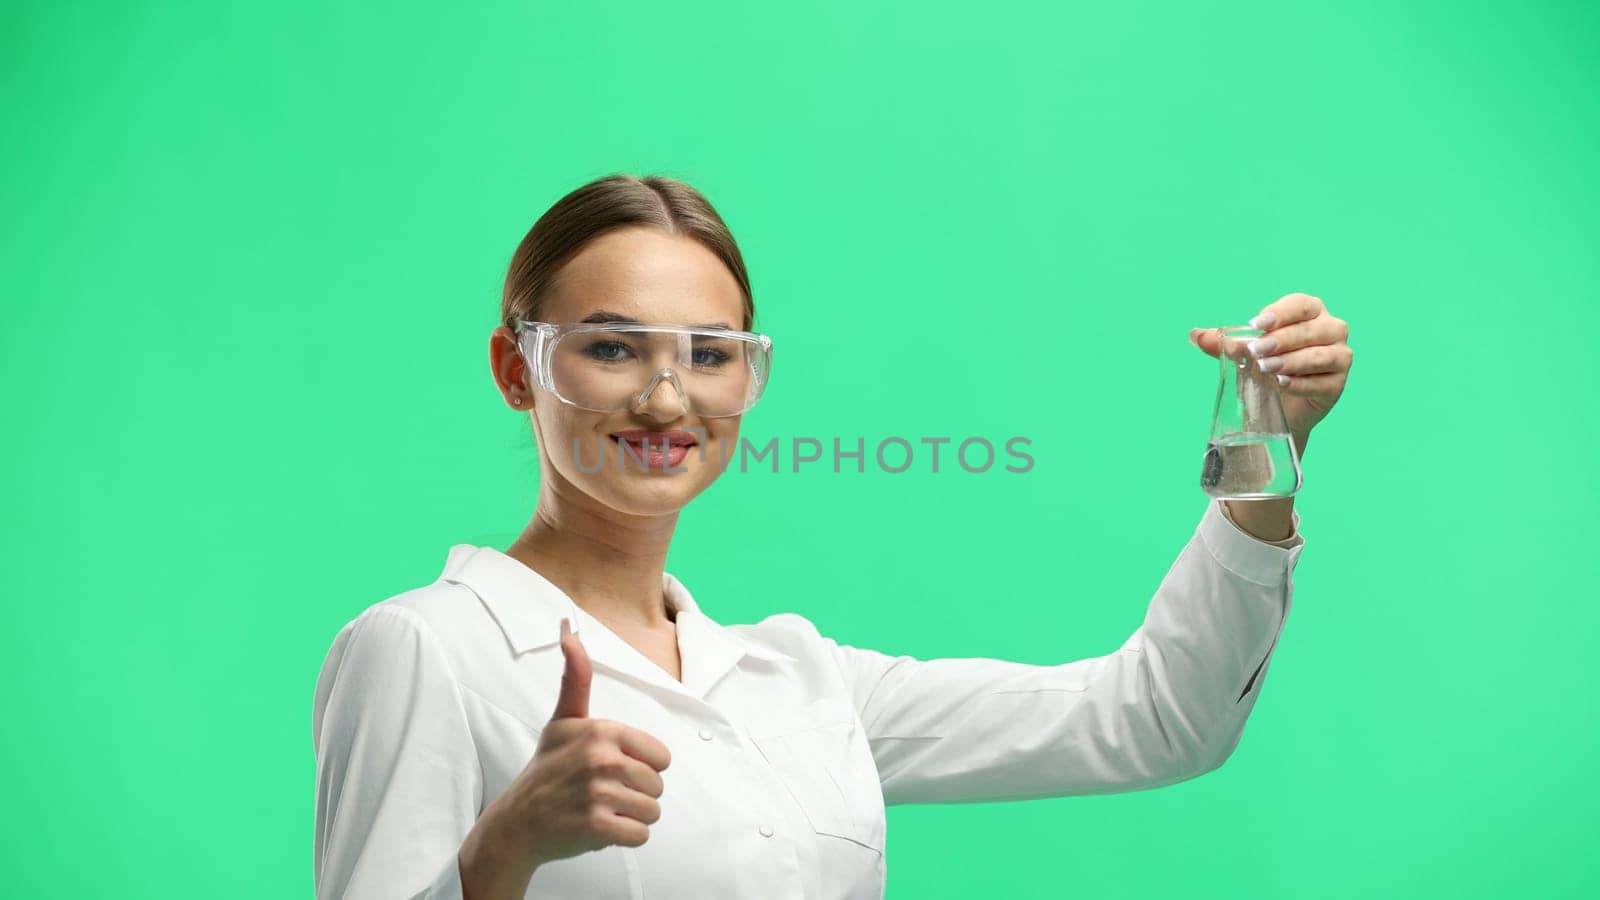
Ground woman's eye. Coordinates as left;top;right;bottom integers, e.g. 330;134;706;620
583;340;635;362
691;347;732;367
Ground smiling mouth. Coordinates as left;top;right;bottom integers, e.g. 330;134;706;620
607;432;699;469
608;434;699;450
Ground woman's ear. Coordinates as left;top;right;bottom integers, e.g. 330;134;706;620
489;325;532;409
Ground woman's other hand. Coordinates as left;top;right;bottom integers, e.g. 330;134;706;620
1190;292;1354;441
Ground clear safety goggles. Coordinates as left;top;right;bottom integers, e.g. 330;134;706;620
514;320;774;418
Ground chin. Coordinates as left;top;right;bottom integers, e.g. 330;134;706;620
595;476;713;517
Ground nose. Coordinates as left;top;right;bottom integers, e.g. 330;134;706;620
632;369;689;420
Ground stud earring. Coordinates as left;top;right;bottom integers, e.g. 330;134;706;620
511;396;521;406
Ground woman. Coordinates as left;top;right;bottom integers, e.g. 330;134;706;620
311;174;1352;900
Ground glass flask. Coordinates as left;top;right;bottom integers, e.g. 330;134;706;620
1200;325;1303;499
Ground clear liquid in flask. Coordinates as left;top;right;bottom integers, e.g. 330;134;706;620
1199;431;1301;499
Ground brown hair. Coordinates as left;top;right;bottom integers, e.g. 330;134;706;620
500;174;755;331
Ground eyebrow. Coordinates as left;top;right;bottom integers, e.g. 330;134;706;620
580;310;735;330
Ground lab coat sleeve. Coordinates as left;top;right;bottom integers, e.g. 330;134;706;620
827;498;1305;805
312;604;483;900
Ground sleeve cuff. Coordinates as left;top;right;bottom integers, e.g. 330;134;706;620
1218;498;1303;549
1199;498;1305;585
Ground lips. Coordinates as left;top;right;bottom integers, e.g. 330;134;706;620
608;430;699;470
609;430;699;449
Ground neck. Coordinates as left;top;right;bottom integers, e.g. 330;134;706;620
504;474;680;631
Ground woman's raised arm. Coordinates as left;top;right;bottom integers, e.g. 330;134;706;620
826;499;1305;805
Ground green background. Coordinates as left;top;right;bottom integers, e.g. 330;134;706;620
5;1;1597;897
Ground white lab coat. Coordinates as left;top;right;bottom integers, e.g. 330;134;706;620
312;498;1304;899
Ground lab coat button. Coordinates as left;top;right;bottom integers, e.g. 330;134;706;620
758;824;774;838
698;728;714;741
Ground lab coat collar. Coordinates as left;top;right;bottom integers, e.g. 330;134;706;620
437;544;794;698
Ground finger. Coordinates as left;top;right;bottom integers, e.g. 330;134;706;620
1252;315;1348;356
593;809;651;848
616;754;666;798
1249;292;1325;331
605;784;663;826
616;725;673;772
1276;372;1346;396
1189;327;1223;359
550;618;592;720
1256;344;1352;377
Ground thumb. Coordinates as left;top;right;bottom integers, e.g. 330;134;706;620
1189;327;1223;359
550;617;592;720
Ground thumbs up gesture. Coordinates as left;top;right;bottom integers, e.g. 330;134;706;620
482;618;673;872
